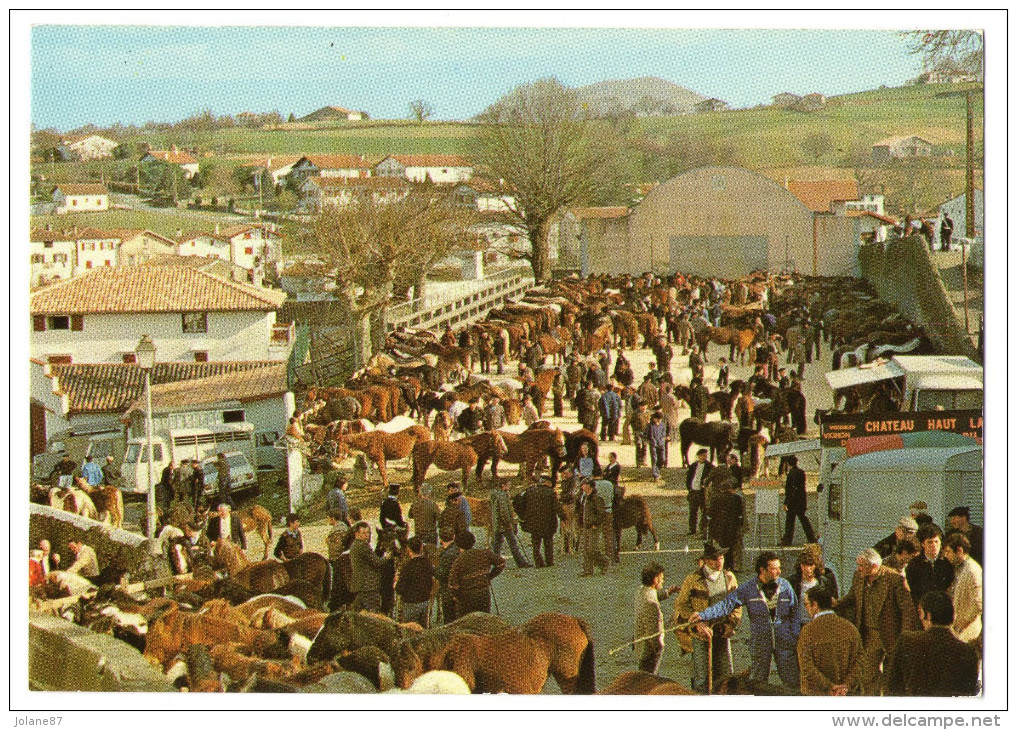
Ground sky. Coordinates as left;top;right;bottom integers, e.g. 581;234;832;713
30;24;928;131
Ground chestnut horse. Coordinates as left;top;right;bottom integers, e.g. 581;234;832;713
695;326;758;364
599;670;695;695
434;630;551;694
411;440;478;488
519;612;596;694
464;427;567;484
337;425;431;488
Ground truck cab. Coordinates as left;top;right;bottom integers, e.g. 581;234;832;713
825;354;983;413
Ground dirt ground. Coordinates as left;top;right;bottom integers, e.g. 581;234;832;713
241;340;836;693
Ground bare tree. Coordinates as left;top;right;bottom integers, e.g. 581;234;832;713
473;77;619;282
409;99;433;124
901;30;983;75
305;188;475;361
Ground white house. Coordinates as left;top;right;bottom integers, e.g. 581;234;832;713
374;155;473;184
839;193;886;216
57;135;118;161
299;176;409;212
247;156;301;188
871;136;934;165
52;184;109;214
30;263;290;365
773;92;801;108
141;146;200;179
30;228;77;287
288;155;373;186
176;224;283;279
71;227;177;274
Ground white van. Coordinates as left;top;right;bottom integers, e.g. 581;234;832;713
199;451;259;500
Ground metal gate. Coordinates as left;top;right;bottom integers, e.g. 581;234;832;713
669;235;769;278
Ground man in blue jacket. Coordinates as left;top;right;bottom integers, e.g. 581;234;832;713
598;384;622;442
691;550;801;690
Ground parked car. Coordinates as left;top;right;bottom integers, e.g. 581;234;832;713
200;451;259;499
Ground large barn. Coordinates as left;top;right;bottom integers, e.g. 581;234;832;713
575;166;860;278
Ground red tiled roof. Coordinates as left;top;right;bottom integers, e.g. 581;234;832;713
247;156;301;171
48;361;282;415
30;229;76;243
786;179;860;213
219;224;280;239
30;262;286;315
54;184;108;196
124;362;288;414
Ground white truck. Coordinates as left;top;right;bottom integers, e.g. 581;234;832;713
120;422;257;496
825;354;983;413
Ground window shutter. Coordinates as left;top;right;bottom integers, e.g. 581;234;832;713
71;315;83;331
33;316;46;332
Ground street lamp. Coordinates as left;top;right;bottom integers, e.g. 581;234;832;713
135;334;157;538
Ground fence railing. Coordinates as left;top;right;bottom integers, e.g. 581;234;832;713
386;264;535;333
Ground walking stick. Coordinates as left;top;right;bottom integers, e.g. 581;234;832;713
490;582;500;615
707;634;714;695
607;619;697;656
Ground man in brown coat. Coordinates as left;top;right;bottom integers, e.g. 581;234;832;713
798;585;862;695
835;548;917;695
886;591;980;696
447;530;505;618
577;478;610;576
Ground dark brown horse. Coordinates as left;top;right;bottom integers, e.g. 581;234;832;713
392;612;514;688
279;552;331;609
614;496;660;551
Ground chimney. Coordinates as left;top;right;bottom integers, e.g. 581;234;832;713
214;223;220;235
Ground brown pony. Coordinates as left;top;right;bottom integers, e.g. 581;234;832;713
465;428;567;484
537;331;568;366
529;368;559;417
599;670;695;695
279;552;331;609
434;630;550;694
411;440;478;488
338;425;431;488
520;613;596;694
392;612;514;688
633;312;660;347
695;326;758;364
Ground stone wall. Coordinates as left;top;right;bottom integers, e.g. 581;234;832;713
858;236;976;357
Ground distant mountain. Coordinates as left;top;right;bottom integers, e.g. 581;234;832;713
573;77;708;117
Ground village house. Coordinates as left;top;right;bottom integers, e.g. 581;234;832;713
52;183;109;214
937;189;984;245
176;223;284;278
298;105;369;123
287;155;373;186
298;176;409;212
452;179;516;214
57;134;118;161
553;207;631;275
871;135;934;164
793;93;827;112
373;154;473;184
30;228;76;288
785;179;862;214
29;262;290;366
29;359;285;456
71;227;178;274
245;156;301;189
141;146;200;179
694;98;730;113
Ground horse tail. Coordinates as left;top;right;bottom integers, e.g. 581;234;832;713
321;559;333;610
575;617;596;694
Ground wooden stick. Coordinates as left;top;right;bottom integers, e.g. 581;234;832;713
607;619;697;656
707;633;714;695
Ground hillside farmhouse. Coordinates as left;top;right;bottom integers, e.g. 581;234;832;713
299;105;368;122
52;183;109;214
871;135;934;164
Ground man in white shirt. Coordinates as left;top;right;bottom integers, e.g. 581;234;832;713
632;562;679;674
941;532;982;646
66;539;99;578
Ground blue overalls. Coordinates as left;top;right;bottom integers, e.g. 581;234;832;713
697;577;801;689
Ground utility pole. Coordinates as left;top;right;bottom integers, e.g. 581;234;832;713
937;86;981;336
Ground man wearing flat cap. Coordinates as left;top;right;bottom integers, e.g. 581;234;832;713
874;516;919;559
673;540;740;692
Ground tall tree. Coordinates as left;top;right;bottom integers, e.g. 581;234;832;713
408;99;433;123
800;131;834;163
305;188;475;363
473;77;619;282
